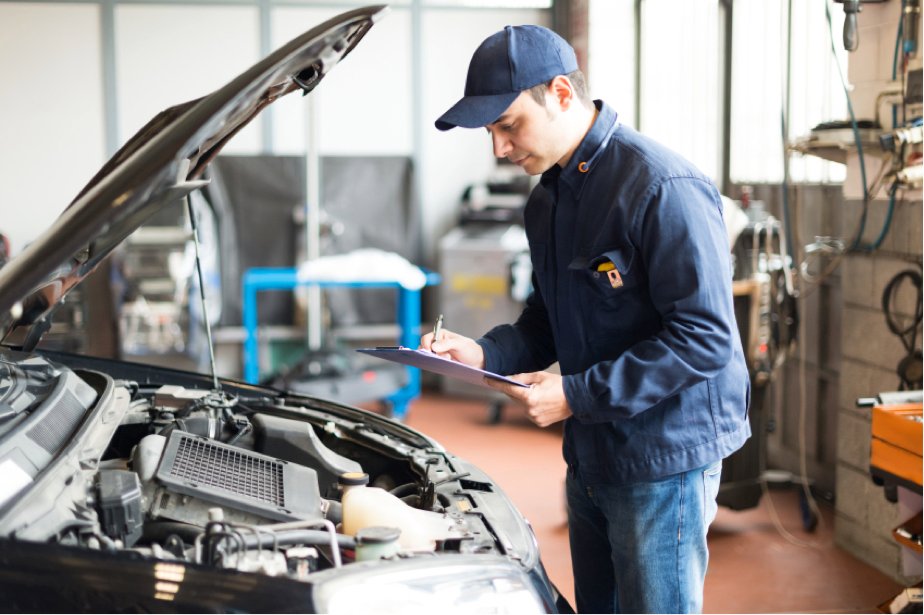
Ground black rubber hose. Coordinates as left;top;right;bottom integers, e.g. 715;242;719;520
389;482;418;498
141;521;203;544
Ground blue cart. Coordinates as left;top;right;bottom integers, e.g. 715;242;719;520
242;266;440;420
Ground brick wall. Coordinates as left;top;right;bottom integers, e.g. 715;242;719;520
833;1;923;583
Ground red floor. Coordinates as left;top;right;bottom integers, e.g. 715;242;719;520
400;391;904;614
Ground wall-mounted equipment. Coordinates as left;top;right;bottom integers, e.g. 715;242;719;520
833;0;891;52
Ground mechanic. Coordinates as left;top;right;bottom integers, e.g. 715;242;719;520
421;25;751;614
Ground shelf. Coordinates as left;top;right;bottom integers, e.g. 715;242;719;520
789;128;884;164
894;511;923;554
878;585;923;614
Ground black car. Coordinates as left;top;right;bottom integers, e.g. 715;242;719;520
0;6;569;612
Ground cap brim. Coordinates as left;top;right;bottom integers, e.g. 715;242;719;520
434;91;520;131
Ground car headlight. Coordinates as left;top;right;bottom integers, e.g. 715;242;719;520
312;557;548;614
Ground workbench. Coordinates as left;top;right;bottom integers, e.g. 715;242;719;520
242;266;440;420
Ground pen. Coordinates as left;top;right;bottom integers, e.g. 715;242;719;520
433;313;443;342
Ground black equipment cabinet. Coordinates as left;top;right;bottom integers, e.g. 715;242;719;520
718;216;799;515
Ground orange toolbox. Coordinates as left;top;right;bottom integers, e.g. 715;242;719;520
870;401;923;489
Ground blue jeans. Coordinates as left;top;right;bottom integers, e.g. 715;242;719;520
566;461;722;614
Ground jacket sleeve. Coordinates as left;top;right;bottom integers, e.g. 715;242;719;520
563;177;739;423
476;271;558;376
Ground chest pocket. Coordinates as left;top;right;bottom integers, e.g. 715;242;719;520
572;246;638;296
573;246;646;349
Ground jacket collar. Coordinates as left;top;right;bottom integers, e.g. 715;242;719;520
540;100;619;198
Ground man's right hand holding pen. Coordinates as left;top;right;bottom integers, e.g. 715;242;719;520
419;325;486;370
419;317;571;428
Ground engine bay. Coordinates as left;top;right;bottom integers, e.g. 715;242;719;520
0;351;508;580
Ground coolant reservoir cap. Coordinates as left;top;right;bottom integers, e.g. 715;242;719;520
338;471;370;486
356;526;401;545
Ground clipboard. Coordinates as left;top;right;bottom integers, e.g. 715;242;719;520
356;347;529;389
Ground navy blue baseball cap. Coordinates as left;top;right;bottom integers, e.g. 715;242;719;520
435;25;578;131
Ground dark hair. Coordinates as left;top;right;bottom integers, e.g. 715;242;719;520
527;69;591;107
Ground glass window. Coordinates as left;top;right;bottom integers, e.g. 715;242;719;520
271;6;414;155
423;0;550;7
588;0;637;129
588;0;850;185
730;1;847;183
786;1;847;183
0;3;105;253
115;4;262;153
728;1;785;183
639;0;722;180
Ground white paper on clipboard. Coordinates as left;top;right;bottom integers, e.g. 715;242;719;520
356;347;530;389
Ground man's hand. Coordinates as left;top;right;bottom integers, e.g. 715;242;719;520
486;371;572;427
419;328;485;369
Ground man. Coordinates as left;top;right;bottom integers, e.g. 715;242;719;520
422;25;750;614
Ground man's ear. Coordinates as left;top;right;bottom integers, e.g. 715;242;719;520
548;75;575;111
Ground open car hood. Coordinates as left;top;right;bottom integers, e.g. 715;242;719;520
0;5;387;346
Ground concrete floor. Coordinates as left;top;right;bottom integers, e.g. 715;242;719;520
401;391;904;614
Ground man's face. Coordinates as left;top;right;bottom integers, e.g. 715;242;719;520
486;90;570;176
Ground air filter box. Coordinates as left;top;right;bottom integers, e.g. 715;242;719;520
155;430;324;523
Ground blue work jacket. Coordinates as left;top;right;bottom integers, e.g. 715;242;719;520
477;101;751;486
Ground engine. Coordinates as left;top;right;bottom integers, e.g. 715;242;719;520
0;355;497;580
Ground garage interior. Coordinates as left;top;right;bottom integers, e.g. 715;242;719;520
1;0;921;613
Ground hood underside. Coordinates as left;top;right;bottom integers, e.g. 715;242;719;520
0;5;387;346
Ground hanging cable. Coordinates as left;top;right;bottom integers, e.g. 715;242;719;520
800;236;846;291
790;2;852;292
861;0;921;254
825;1;874;252
882;268;924;390
754;3;824;548
892;2;906;130
758;375;825;549
780;0;797;273
866;181;902;250
796;309;824;535
853;0;914;253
